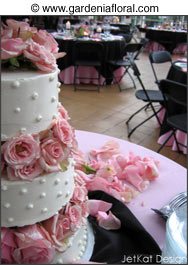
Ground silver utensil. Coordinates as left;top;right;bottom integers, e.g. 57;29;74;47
151;191;187;220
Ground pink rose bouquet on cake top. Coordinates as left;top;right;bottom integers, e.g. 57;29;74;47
1;19;66;72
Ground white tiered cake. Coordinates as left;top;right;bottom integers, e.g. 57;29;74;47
1;19;94;264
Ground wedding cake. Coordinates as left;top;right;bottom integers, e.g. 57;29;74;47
1;19;94;264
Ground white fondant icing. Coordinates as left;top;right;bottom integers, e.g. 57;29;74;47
53;114;58;119
57;191;63;197
64;180;69;185
41;208;48;213
1;159;75;227
8;217;14;223
2;70;59;138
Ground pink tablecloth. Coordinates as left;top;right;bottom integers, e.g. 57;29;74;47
59;66;124;85
75;130;186;249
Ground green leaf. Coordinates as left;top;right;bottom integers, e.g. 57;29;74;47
59;161;68;172
9;57;20;67
82;164;96;174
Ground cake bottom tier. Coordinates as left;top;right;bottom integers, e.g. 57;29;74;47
52;220;95;264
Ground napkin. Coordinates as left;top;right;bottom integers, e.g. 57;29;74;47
88;191;161;264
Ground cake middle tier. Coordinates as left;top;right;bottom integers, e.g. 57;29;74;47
1;159;75;227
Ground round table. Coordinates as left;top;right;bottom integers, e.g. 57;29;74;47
53;33;125;85
75;130;186;250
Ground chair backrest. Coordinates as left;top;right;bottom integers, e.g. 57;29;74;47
149;51;172;84
72;41;104;64
122;43;143;60
159;79;187;117
159;79;187;107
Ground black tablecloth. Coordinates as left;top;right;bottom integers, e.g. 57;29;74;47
56;38;126;84
145;29;187;53
88;191;161;264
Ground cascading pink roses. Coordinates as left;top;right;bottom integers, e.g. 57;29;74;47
53;117;74;147
39;136;69;172
1;134;41;181
1;227;17;264
2;134;40;169
24;39;57;72
1;38;26;60
12;224;55;264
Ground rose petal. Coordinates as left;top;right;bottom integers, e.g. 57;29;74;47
97;211;121;230
88;200;112;217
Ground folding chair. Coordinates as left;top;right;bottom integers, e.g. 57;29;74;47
157;79;187;153
73;41;104;92
126;60;164;138
108;43;143;91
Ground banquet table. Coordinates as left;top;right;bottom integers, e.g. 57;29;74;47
53;33;126;85
144;28;187;53
157;59;187;153
75;130;186;251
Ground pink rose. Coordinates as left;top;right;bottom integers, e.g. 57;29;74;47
72;185;88;203
42;213;72;251
53;117;74;146
32;29;59;53
2;135;40;169
1;38;26;59
58;104;70;120
6;19;37;39
1;227;17;264
24;39;56;72
7;160;43;181
13;224;55;264
65;204;82;230
39;137;69;173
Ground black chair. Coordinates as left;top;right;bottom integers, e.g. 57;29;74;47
149;51;172;87
157;79;187;153
126;60;164;138
72;41;104;92
108;43;143;92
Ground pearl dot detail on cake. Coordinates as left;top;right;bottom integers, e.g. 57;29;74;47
51;96;56;103
58;88;61;93
1;185;8;191
65;191;70;197
11;80;20;88
8;217;14;223
20;188;28;195
4;203;11;208
56;258;63;264
40;192;46;198
64;180;69;185
57;102;61;107
39;178;46;184
49;75;55;81
57;82;61;88
36;115;42;122
14;107;21;113
27;203;34;209
31;92;39;100
57;191;63;198
20;128;27;133
52;114;58;119
54;178;60;185
41;208;48;213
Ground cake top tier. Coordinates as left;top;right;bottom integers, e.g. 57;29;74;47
1;69;61;140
